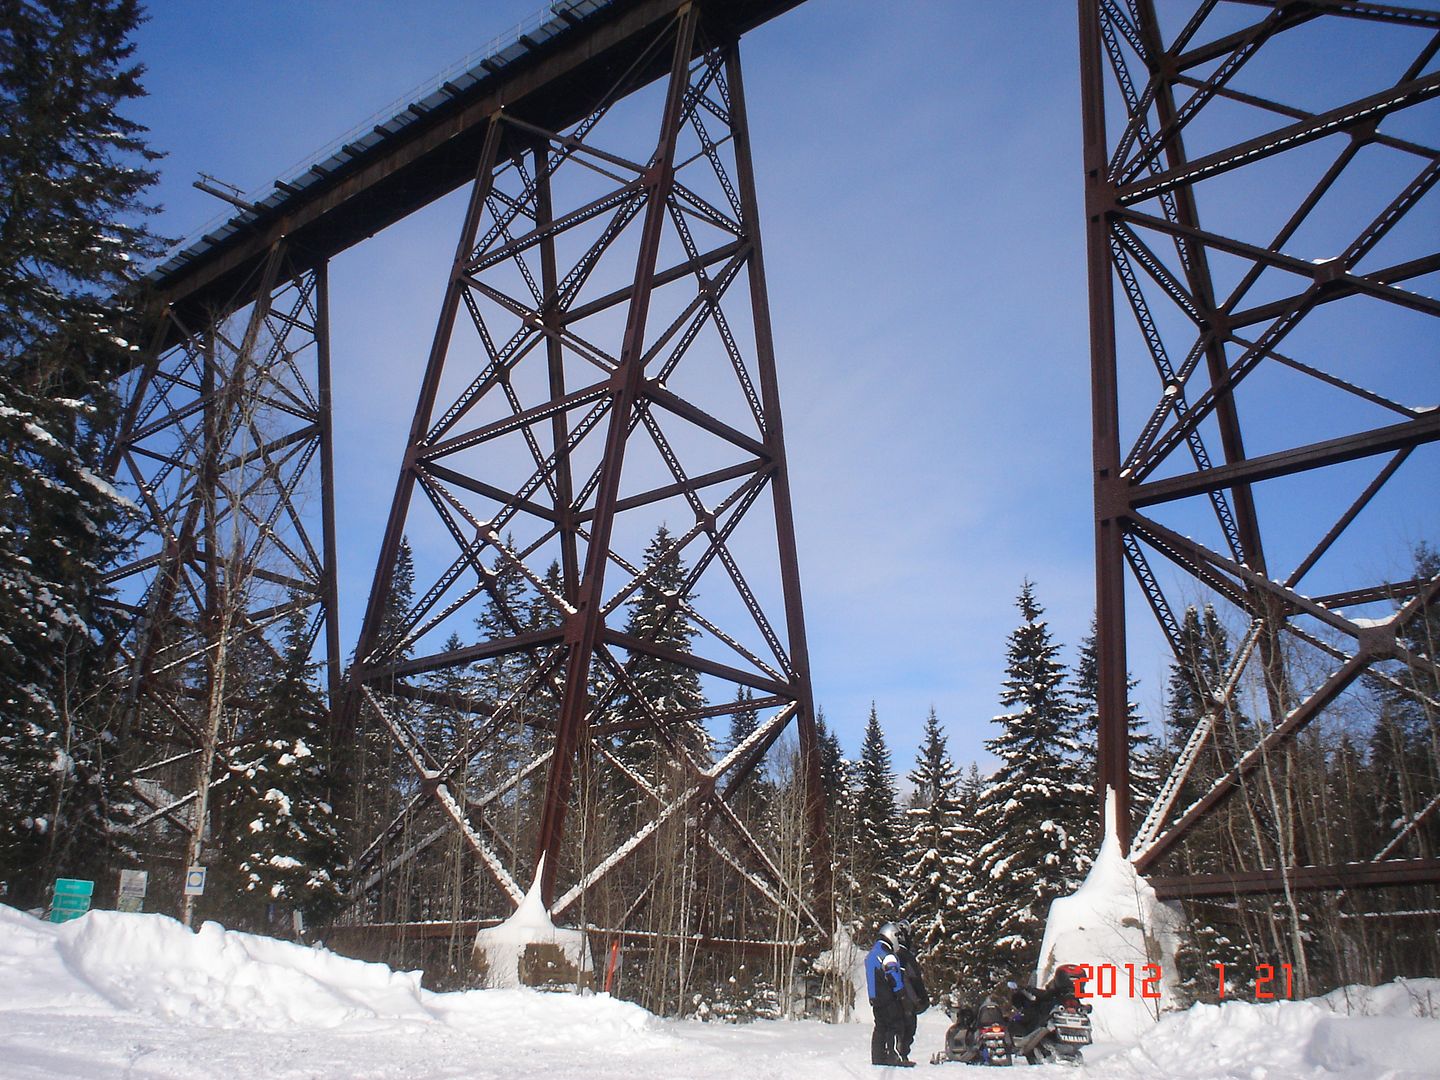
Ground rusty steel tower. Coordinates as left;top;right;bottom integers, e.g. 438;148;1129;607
347;2;826;944
105;244;341;845
1081;0;1440;899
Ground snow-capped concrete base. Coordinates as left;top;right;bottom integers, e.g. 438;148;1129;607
471;857;593;989
1037;788;1185;1041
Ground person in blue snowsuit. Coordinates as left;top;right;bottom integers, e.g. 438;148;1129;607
865;922;910;1066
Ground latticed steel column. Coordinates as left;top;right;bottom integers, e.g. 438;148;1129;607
349;6;826;942
104;244;341;835
1079;0;1440;894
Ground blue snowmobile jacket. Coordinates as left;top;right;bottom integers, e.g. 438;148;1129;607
865;940;905;1006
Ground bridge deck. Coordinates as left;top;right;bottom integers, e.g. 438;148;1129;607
147;0;801;341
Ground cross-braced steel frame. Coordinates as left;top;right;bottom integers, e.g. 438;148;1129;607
1081;0;1440;897
104;243;341;843
347;7;827;945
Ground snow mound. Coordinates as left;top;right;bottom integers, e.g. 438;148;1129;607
1091;981;1440;1080
58;910;432;1030
1037;788;1184;1040
1;904;656;1045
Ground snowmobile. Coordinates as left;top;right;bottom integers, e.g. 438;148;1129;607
930;966;1092;1067
929;993;1014;1066
1005;966;1093;1066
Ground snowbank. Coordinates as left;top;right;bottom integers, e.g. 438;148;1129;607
3;900;1438;1079
57;908;438;1030
0;903;652;1042
1037;788;1184;1040
1090;978;1440;1080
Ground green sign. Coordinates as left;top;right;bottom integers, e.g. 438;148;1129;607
49;878;94;923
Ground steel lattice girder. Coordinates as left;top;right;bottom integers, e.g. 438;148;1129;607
103;245;342;831
348;9;827;939
1081;0;1440;890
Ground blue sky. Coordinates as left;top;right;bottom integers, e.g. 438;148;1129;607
126;1;1438;774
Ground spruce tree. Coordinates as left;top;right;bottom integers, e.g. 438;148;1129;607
815;708;846;803
424;633;481;757
724;687;770;822
0;0;164;895
526;560;565;632
1368;543;1440;858
475;534;531;694
1161;605;1257;1002
352;537;418;852
377;538;417;662
970;582;1089;980
474;537;534;780
1164;604;1237;774
725;686;760;754
614;525;708;785
899;707;966;984
1073;621;1158;857
230;610;345;932
949;761;986;991
853;703;902;927
813;708;861;928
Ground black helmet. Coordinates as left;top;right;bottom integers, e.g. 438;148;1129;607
894;919;914;951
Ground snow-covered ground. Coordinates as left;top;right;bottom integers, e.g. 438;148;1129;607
2;904;1438;1080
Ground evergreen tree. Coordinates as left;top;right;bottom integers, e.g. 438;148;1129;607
1163;605;1235;768
230;610;346;932
724;687;770;821
813;708;861;928
526;560;565;632
377;538;417;662
949;762;986;990
899;707;966;984
475;535;530;644
725;687;760;755
1073;620;1159;856
852;703;902;927
815;708;846;802
1160;605;1257;1003
424;633;482;757
969;582;1089;980
474;537;534;777
0;0;164;895
613;525;709;785
352;536;418;851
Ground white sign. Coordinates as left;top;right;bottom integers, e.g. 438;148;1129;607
118;869;148;913
183;866;207;897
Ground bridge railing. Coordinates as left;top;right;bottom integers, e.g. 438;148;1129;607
147;0;615;284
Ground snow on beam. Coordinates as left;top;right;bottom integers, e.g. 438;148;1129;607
706;699;794;783
432;782;524;904
551;792;690;917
